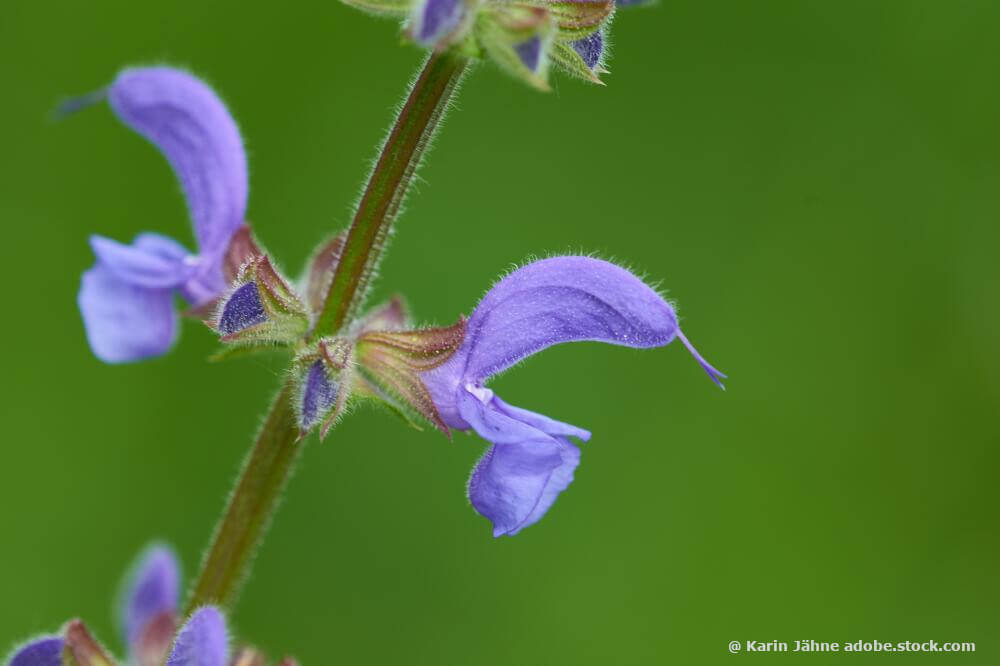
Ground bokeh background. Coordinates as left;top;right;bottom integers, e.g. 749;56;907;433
2;1;998;663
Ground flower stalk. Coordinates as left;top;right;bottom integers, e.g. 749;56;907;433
313;49;469;337
185;49;469;613
186;382;300;612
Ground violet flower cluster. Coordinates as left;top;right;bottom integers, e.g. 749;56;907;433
342;0;650;89
73;67;723;539
5;545;295;666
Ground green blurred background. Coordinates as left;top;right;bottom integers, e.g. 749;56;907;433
2;1;998;663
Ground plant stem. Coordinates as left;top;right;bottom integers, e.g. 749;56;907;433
186;381;300;613
186;50;469;614
313;50;469;337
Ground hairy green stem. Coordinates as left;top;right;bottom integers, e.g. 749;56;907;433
313;50;469;337
186;50;469;613
186;381;300;612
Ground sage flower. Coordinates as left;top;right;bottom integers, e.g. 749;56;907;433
78;67;248;363
421;256;724;536
211;247;722;537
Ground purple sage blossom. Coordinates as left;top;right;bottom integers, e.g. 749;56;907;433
422;256;724;536
77;67;248;363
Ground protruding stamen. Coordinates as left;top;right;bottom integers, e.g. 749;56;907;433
676;329;727;390
53;88;108;120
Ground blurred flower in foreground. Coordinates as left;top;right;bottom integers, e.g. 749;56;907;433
341;0;653;89
4;544;297;666
421;257;724;535
76;67;249;363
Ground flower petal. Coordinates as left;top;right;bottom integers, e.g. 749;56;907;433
90;234;192;289
78;264;178;363
108;67;248;256
166;607;228;666
491;395;591;442
451;257;679;383
411;0;465;46
459;387;583;536
6;638;63;666
119;544;180;654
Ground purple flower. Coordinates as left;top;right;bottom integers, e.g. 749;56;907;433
77;67;248;363
4;545;231;666
422;256;724;536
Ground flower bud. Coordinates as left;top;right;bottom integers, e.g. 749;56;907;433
215;255;309;346
550;28;606;83
294;338;352;438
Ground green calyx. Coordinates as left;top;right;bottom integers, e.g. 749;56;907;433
292;337;353;440
354;315;466;433
213;254;310;348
